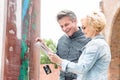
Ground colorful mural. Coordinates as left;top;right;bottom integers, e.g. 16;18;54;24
2;0;40;80
18;0;30;79
19;0;40;80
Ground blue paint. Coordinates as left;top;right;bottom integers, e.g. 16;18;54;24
19;0;32;80
22;0;30;20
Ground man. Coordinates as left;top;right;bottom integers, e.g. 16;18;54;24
56;10;91;80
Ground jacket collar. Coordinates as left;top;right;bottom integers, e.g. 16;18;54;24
69;27;84;39
92;34;104;40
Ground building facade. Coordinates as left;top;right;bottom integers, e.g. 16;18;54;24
101;0;120;80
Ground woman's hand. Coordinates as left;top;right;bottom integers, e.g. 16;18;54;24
48;52;62;66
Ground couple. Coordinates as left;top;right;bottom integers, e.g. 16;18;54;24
36;10;111;80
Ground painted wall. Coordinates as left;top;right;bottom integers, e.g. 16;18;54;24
0;0;5;79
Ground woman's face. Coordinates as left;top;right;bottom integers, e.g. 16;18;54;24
81;18;96;38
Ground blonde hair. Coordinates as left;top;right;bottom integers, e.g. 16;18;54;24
86;11;106;32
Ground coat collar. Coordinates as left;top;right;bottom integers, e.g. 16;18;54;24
69;27;84;39
92;34;104;40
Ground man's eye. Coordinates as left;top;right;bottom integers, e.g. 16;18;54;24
60;25;63;28
65;24;69;27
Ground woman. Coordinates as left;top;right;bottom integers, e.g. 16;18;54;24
48;11;111;80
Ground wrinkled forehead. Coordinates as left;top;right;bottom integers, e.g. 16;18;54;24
58;16;72;25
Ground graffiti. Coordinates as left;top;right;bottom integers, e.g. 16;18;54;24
7;0;16;24
9;46;14;52
9;29;15;34
22;0;30;20
2;0;40;79
4;0;21;80
19;0;32;80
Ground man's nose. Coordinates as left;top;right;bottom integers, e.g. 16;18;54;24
63;26;67;32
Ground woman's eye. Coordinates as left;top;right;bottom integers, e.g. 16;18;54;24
82;26;86;30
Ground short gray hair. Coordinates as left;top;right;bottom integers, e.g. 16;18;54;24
56;10;77;21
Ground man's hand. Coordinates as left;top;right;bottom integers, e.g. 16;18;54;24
35;37;53;53
35;37;45;45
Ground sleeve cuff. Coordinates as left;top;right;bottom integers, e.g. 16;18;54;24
61;59;70;72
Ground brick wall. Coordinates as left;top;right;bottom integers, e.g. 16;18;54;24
109;11;120;80
101;0;120;80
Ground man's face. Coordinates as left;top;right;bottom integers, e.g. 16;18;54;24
58;16;77;36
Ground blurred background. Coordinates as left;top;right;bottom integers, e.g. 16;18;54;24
0;0;120;80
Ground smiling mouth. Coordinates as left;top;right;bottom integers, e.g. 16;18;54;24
66;29;70;33
66;31;69;34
